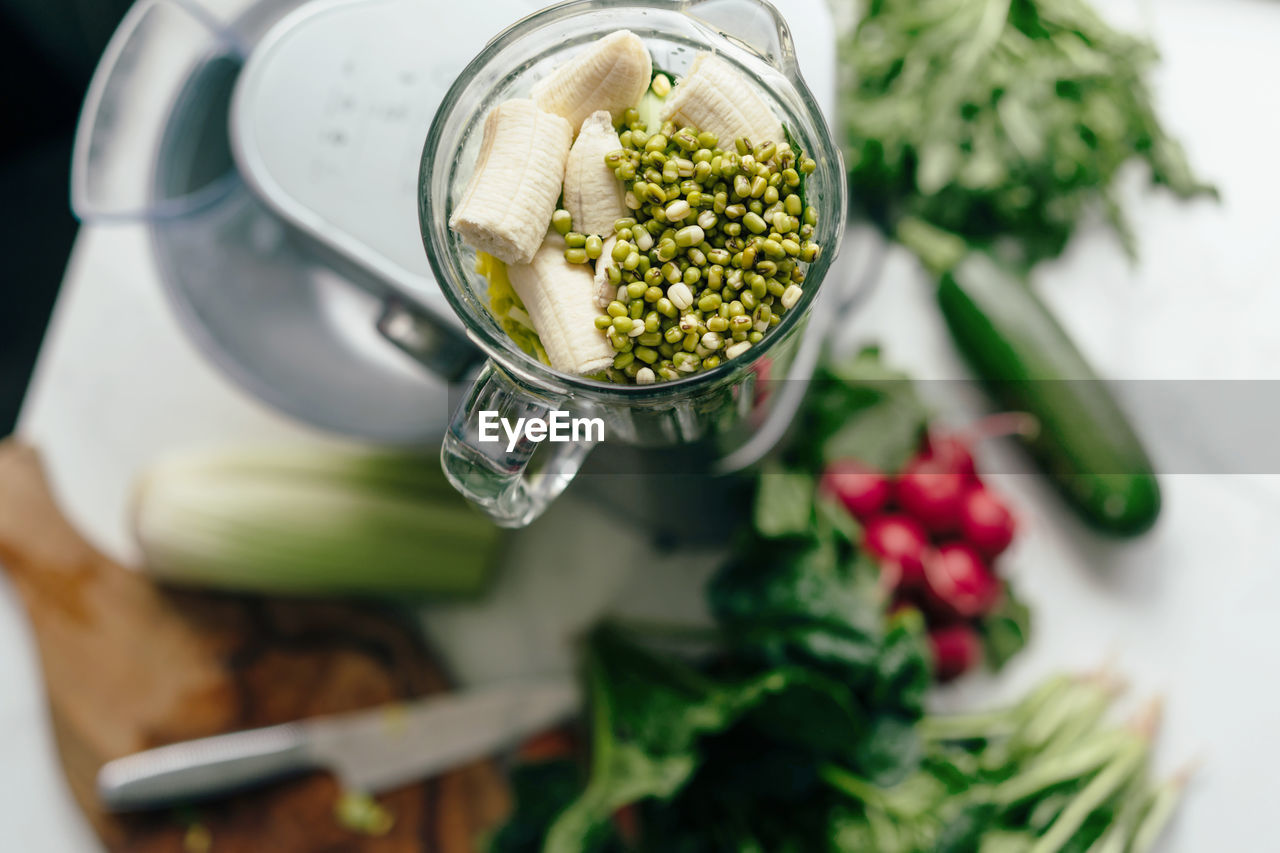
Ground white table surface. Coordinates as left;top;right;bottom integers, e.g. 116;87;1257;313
4;0;1279;849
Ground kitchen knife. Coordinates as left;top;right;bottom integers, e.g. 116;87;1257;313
97;676;579;812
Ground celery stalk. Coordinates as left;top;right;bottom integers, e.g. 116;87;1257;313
133;447;502;597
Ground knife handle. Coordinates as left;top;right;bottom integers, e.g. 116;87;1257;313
97;723;314;811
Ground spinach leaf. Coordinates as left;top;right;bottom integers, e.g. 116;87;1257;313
710;523;930;790
875;609;933;717
855;713;925;788
979;585;1033;671
489;760;617;853
744;669;868;758
791;349;930;473
710;532;877;637
543;627;847;852
753;463;815;538
816;493;863;546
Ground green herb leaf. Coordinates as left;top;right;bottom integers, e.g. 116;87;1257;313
752;464;816;538
709;535;883;664
875;607;933;716
792;349;929;472
816;493;863;546
980;584;1034;671
544;626;839;852
933;802;998;853
855;714;925;788
836;0;1216;270
488;760;617;853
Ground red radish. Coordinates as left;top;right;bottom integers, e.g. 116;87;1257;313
923;542;1003;620
864;515;930;590
895;456;967;534
929;623;982;682
960;487;1016;558
922;433;978;482
821;459;891;520
922;414;1040;478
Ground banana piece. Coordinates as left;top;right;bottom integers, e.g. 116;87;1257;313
661;53;784;148
563;111;628;237
507;232;615;375
532;30;652;131
449;99;572;265
594;235;618;308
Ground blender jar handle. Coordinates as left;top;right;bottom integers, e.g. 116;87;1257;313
441;362;597;528
684;0;799;75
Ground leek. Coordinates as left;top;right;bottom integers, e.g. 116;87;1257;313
133;447;502;597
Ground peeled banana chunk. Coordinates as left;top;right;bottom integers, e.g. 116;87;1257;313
450;99;573;265
533;30;652;131
564;111;629;237
661;53;784;149
507;231;616;376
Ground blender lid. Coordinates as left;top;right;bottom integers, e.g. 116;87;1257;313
229;0;543;318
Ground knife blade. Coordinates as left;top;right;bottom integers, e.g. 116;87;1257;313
97;676;579;812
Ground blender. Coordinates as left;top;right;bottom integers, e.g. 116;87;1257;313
71;0;856;532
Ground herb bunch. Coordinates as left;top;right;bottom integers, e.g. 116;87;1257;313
836;0;1216;271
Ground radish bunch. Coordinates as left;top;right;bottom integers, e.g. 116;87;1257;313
821;426;1020;682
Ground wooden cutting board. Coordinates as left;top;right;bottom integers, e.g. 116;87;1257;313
0;439;510;852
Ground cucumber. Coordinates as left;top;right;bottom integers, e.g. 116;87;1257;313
936;253;1160;536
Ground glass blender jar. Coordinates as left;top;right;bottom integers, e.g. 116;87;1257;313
421;0;846;527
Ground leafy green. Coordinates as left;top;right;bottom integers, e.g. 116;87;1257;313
819;673;1171;853
543;624;909;852
835;0;1216;271
636;87;665;134
790;347;930;472
752;463;816;538
980;585;1034;670
543;625;764;852
876;609;934;721
489;760;620;853
488;351;1060;853
538;454;936;850
933;802;999;853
